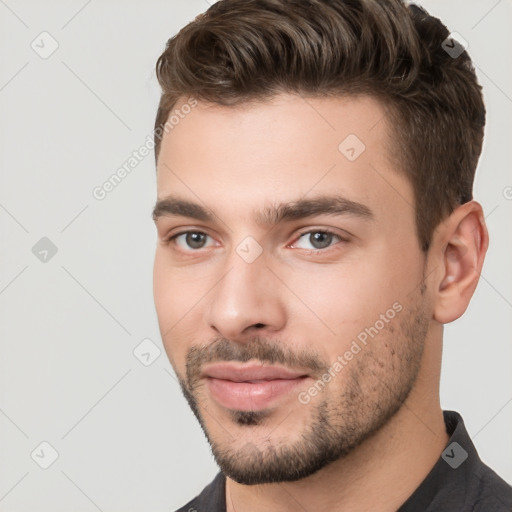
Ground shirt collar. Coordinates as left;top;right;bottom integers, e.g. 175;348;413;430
397;409;480;510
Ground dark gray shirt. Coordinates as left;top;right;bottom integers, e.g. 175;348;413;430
176;410;512;511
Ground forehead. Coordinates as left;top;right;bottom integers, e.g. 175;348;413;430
156;93;412;230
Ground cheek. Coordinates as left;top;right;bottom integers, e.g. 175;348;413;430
153;250;204;322
153;252;199;369
287;257;411;353
153;251;175;323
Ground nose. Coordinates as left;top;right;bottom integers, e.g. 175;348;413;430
205;248;287;341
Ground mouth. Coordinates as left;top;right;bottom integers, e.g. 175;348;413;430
201;362;310;411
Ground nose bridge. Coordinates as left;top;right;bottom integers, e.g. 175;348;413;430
206;238;286;337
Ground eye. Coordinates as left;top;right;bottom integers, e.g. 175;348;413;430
163;228;348;253
165;230;215;251
291;229;347;251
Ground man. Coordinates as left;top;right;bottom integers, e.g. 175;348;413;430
151;0;512;510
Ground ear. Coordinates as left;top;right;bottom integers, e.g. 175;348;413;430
432;200;489;324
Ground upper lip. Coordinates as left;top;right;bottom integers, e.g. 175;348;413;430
201;362;309;382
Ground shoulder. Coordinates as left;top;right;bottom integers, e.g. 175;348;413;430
470;463;512;511
175;501;203;512
174;472;226;512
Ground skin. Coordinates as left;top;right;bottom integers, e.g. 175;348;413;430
152;93;488;511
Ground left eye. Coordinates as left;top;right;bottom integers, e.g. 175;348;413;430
291;230;345;251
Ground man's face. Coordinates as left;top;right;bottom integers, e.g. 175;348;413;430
153;93;432;484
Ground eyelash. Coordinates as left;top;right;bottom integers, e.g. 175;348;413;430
163;228;348;253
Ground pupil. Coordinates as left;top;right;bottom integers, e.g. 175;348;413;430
187;232;205;248
311;232;331;249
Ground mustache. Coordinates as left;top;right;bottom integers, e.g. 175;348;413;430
185;336;329;385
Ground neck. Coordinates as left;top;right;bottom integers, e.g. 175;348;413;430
225;329;449;512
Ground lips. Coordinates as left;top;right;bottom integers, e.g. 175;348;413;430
202;363;308;382
202;362;310;411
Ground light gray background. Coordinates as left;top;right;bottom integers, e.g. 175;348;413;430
0;0;510;510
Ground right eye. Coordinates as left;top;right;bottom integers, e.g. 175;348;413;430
165;230;216;251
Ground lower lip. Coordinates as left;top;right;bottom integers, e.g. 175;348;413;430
205;377;308;411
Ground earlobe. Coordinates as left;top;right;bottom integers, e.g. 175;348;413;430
433;201;489;324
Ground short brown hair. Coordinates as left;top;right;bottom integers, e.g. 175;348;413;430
154;0;486;252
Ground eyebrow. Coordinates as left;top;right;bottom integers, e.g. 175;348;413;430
152;194;374;227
